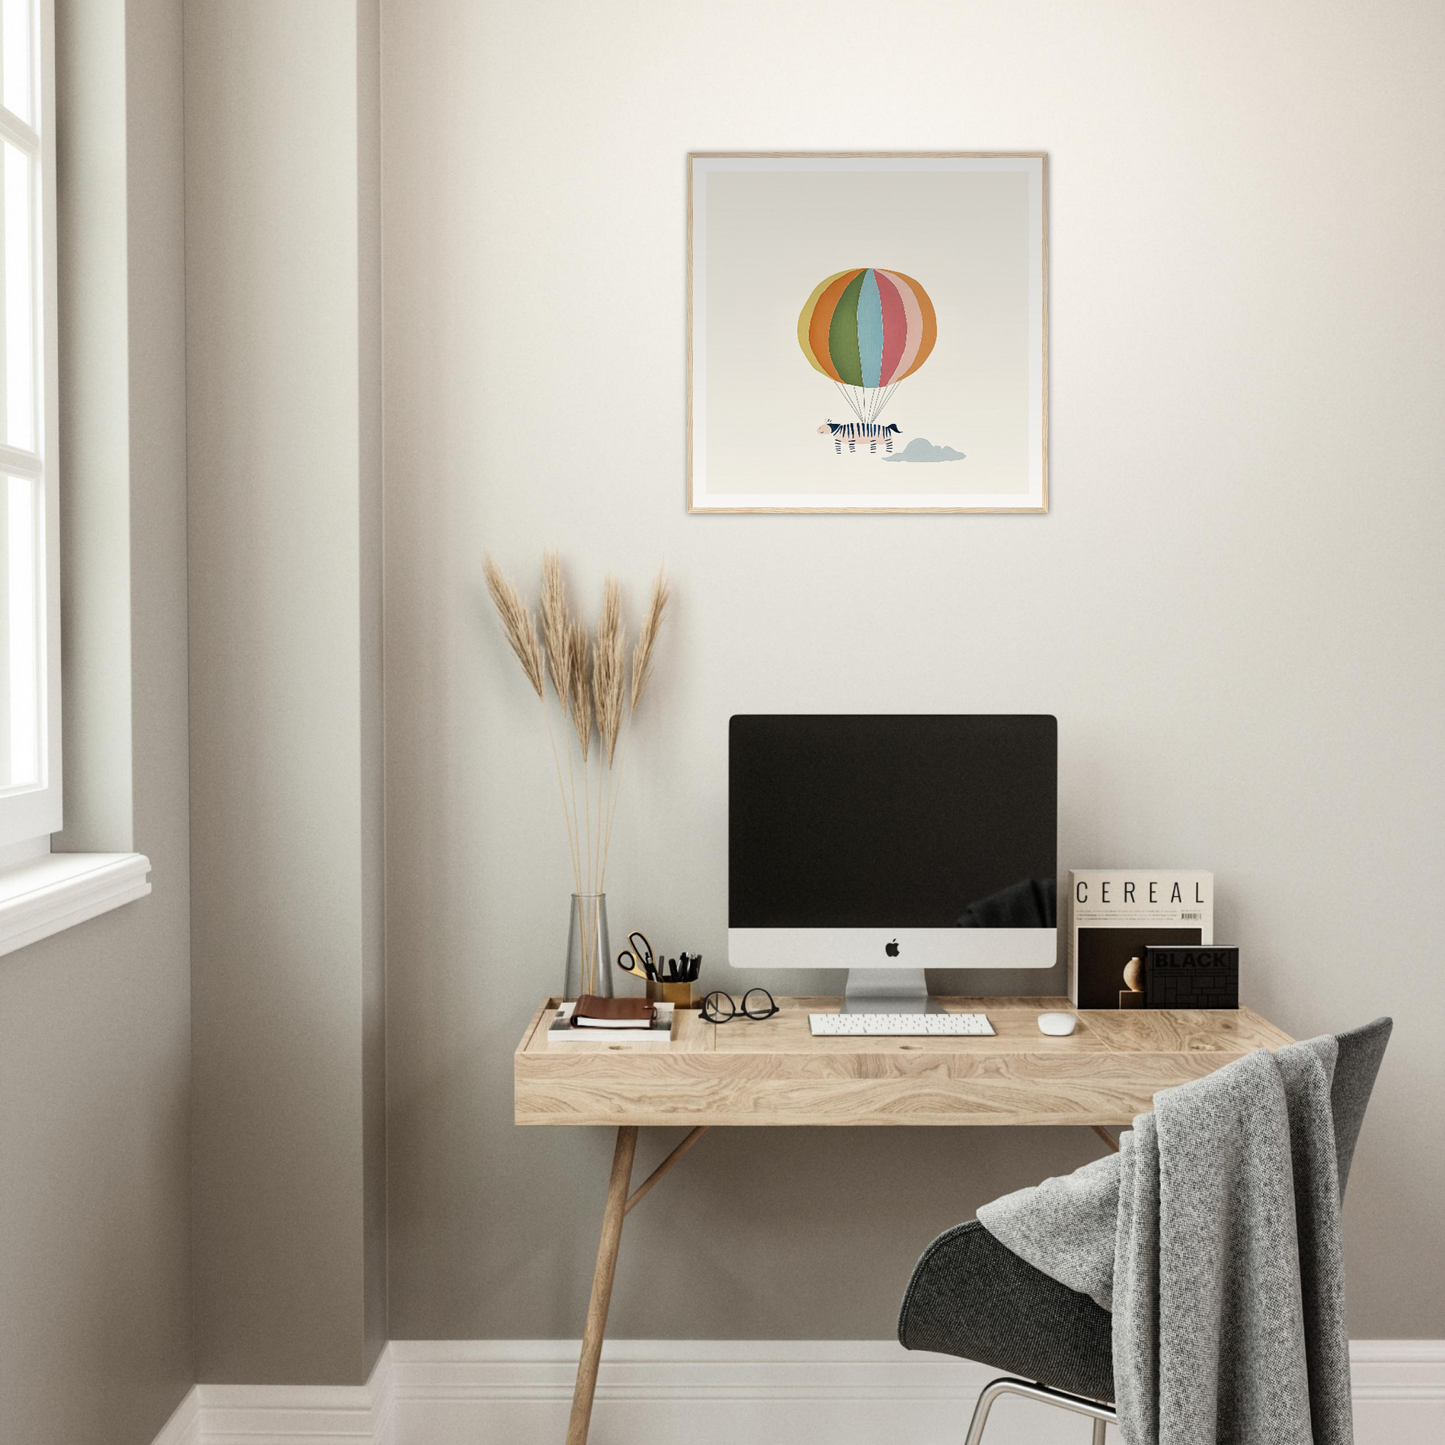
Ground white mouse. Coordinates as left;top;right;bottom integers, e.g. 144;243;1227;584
1037;1011;1078;1036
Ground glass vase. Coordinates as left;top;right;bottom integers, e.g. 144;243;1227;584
564;893;612;1001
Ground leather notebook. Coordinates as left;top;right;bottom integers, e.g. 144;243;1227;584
571;995;657;1029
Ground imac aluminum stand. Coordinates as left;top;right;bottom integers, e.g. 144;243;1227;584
841;968;941;1014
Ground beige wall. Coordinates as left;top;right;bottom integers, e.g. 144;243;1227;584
186;0;385;1386
0;2;193;1443
382;0;1445;1343
12;3;1443;1429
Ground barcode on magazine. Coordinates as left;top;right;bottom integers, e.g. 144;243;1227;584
1181;911;1203;920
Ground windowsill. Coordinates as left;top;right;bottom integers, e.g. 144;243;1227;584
0;852;152;958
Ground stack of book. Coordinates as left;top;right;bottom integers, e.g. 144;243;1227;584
546;998;676;1045
1068;869;1214;1009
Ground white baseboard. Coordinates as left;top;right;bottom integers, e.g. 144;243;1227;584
149;1353;394;1445
150;1339;1445;1445
150;1385;200;1445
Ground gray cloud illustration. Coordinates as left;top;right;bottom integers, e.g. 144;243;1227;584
883;437;967;463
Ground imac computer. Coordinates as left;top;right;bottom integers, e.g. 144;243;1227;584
728;714;1058;1013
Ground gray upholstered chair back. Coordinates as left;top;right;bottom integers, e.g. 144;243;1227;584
1330;1016;1392;1199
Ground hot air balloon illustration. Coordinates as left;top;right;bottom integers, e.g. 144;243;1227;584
797;268;937;428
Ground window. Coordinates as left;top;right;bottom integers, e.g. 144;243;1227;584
0;0;57;855
0;0;149;950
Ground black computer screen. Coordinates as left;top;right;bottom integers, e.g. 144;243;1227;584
728;715;1057;928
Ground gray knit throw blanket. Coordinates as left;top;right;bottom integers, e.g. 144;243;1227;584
977;1037;1353;1445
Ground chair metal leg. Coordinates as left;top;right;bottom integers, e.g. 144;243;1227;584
963;1377;1117;1445
962;1379;1007;1445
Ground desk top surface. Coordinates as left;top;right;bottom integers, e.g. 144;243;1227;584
514;996;1293;1128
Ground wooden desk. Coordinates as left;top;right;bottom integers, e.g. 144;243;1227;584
514;995;1293;1444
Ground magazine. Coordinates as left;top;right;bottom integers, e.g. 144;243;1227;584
1068;870;1213;1009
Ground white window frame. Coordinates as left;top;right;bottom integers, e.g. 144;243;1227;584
0;0;59;853
0;0;150;955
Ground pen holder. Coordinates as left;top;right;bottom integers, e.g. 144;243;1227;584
648;979;693;1009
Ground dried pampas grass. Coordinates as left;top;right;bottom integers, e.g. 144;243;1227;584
631;568;669;710
483;550;669;925
540;550;572;706
567;618;593;761
483;555;544;700
593;578;626;766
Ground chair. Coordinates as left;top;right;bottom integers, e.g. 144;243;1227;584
897;1018;1392;1443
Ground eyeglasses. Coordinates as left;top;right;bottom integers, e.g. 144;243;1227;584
700;988;778;1023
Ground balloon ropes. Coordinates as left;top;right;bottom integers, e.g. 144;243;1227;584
797;268;937;426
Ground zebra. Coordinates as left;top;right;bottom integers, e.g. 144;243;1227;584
817;419;902;454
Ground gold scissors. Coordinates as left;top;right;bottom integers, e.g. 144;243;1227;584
616;930;657;982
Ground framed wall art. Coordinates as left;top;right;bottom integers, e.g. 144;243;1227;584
687;153;1047;514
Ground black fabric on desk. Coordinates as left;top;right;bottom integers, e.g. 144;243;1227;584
897;1219;1115;1403
955;876;1056;929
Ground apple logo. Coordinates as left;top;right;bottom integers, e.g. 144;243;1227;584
885;939;900;957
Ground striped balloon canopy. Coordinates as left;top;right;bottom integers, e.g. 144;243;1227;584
797;268;937;390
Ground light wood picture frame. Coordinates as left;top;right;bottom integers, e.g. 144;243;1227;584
687;153;1048;514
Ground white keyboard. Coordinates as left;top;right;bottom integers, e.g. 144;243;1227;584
809;1012;995;1037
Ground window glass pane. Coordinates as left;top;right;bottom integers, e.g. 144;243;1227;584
1;140;33;452
0;473;39;789
1;0;31;126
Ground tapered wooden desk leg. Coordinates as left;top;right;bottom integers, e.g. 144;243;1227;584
566;1125;638;1445
1091;1125;1121;1153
